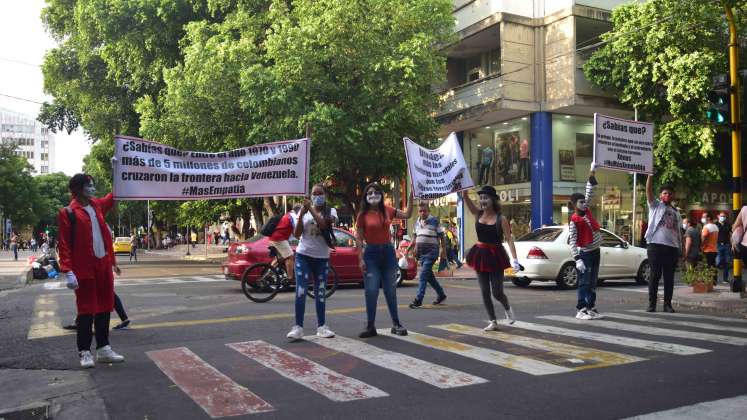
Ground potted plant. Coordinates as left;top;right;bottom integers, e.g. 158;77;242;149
681;263;717;293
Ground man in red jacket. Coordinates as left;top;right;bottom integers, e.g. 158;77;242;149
568;163;603;320
57;173;125;368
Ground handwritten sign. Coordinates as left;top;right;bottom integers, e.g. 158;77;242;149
404;132;474;200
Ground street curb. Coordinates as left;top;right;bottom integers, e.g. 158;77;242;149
672;297;747;315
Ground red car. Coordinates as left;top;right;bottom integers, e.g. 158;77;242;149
222;228;418;286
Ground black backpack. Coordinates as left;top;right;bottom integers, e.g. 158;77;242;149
260;215;283;237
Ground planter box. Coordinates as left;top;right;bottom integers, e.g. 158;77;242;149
692;282;714;293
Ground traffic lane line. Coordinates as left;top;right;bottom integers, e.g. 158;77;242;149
610;312;747;333
146;347;274;418
227;340;388;402
432;323;645;369
305;334;488;389
628;309;747;323
377;329;573;376
622;394;747;420
27;294;72;340
507;321;710;355
540;316;747;346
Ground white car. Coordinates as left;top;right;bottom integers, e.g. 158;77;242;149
503;226;651;289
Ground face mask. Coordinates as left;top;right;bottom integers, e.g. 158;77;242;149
719;216;726;223
478;196;491;209
661;195;672;204
366;192;382;205
682;223;688;230
83;182;96;198
575;199;588;212
701;218;707;225
312;195;325;207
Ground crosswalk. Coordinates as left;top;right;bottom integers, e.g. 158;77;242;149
144;310;747;417
43;274;230;290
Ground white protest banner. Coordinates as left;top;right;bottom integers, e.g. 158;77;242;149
404;132;475;200
593;113;654;174
113;135;310;200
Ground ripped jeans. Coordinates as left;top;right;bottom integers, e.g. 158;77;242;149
363;244;400;325
294;253;328;327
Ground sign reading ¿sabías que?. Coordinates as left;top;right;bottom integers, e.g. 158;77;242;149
404;132;474;200
593;113;654;174
113;135;310;200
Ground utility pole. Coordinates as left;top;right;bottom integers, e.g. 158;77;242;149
724;3;745;297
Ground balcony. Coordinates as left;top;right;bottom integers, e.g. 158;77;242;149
437;73;504;118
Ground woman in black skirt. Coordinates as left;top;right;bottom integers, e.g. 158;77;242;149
460;186;522;331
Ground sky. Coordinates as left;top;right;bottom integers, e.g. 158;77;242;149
0;0;90;176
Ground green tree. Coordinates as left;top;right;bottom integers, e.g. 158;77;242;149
0;145;41;227
583;0;747;193
33;172;72;236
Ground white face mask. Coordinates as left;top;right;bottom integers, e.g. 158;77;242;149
701;218;707;225
719;216;726;223
366;191;382;205
682;223;688;230
312;195;325;207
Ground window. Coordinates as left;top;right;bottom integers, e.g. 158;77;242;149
333;229;356;248
600;230;623;248
517;228;563;242
41;153;48;161
41;166;49;174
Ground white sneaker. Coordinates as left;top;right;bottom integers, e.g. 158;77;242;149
286;325;304;340
483;320;499;331
588;308;604;319
576;309;592;320
79;350;95;368
504;307;516;324
316;325;335;338
95;345;124;363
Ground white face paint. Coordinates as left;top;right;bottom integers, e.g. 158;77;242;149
701;217;707;225
682;222;688;229
575;199;588;211
478;195;491;210
366;191;382;205
83;181;96;198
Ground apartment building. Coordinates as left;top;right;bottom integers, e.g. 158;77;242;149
0;107;56;175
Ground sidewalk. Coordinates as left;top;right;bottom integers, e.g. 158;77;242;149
0;258;32;291
143;243;227;262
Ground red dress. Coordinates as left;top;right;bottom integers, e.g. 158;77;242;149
57;193;115;314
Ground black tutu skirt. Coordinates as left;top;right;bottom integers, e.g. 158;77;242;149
467;243;510;273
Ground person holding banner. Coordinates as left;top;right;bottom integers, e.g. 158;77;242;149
287;184;337;340
644;175;682;313
567;164;604;320
460;186;520;330
355;183;412;338
57;174;125;368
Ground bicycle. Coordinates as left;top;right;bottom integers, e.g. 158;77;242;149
241;246;338;303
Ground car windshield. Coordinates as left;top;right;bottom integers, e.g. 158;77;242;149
115;237;129;242
516;228;563;242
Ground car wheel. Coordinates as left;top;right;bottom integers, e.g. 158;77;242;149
556;262;578;289
511;278;531;287
636;260;651;285
396;269;405;287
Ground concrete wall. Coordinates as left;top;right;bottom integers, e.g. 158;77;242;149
501;21;536;103
544;15;576;107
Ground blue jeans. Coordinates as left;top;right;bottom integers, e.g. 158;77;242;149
294;253;328;328
363;244;400;325
576;249;600;310
716;244;732;283
416;247;445;302
11;244;18;260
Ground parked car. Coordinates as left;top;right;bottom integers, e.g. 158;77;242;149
113;237;132;255
222;228;418;286
504;226;651;289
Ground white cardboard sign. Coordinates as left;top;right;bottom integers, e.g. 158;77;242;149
593;113;654;174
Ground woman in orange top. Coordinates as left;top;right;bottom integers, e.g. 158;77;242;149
700;213;719;283
355;182;413;338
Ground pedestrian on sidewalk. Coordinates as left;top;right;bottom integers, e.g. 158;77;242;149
355;182;411;338
682;218;701;269
406;202;448;309
460;186;520;331
57;173;125;368
10;231;18;260
30;237;37;252
567;163;604;320
129;233;138;262
700;213;719;285
644;175;682;313
286;184;337;341
716;211;732;284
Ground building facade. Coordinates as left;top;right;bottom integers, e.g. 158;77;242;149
0;107;56;175
431;0;641;254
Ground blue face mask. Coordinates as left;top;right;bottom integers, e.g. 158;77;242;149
312;195;325;207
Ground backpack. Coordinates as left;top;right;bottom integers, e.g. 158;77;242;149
260;215;283;237
65;206;76;249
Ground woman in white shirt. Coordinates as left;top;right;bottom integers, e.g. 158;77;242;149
287;184;337;340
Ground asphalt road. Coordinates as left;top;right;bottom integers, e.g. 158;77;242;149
2;259;746;420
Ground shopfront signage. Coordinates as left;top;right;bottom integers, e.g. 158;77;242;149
499;189;521;202
593;114;654;174
404;132;475;200
701;192;730;205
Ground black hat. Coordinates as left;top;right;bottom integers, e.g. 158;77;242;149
476;185;498;199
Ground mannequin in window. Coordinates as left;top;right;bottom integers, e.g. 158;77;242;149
478;146;494;185
518;138;530;181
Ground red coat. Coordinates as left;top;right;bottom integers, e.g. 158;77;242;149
57;193;115;314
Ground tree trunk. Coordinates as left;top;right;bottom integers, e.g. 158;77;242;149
251;199;265;226
264;197;279;216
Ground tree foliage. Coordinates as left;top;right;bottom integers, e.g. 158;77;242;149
0;145;41;227
33;172;72;235
583;0;747;193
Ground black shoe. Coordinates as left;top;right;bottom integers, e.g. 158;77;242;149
391;324;408;336
663;304;676;313
62;323;77;330
359;325;377;338
113;319;130;330
409;299;422;309
646;304;656;313
432;295;447;305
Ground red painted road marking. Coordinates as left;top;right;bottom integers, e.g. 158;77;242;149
147;347;274;418
227;340;389;402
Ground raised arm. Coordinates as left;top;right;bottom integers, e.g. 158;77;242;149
394;191;414;219
460;191;479;216
293;201;309;239
646;174;655;204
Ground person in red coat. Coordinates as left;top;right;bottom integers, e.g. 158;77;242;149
57;173;125;368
